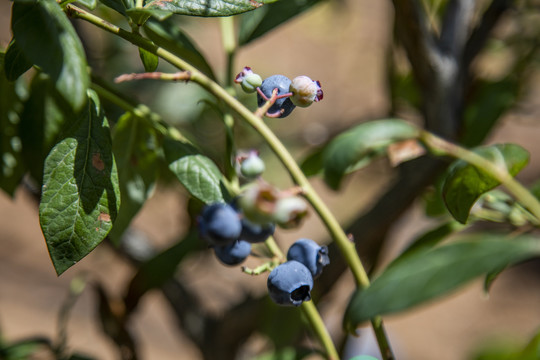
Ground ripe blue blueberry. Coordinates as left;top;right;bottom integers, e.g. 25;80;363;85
267;260;313;306
197;203;242;246
286;238;330;278
257;75;296;118
240;218;275;243
213;240;252;266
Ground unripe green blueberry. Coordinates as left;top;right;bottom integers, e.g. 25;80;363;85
234;66;262;93
241;73;262;93
289;76;323;107
240;152;265;178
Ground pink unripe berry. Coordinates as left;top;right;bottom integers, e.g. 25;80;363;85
289;76;323;107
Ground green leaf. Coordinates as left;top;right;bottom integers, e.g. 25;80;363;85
238;0;323;45
108;113;159;243
4;39;33;81
344;234;540;330
1;338;53;359
76;0;98;10
144;0;263;17
520;330;540;360
19;73;68;184
138;47;159;72
163;136;226;203
472;329;540;360
0;52;26;196
127;7;172;23
398;220;466;259
442;144;529;224
299;146;325;177
98;0;130;15
39;90;120;275
143;19;215;80
11;0;89;111
322;119;419;189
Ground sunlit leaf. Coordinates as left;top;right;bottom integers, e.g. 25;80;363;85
442;144;529;224
144;0;263;17
322;119;419;189
163;136;226;203
39;90;120;275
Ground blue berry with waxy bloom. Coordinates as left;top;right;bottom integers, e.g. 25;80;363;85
239;151;265;179
197;203;242;246
267;260;314;306
257;75;296;118
234;66;262;93
287;238;330;278
289;76;323;107
240;218;275;243
214;240;252;266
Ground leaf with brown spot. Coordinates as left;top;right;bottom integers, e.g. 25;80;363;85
39;90;120;275
93;153;105;171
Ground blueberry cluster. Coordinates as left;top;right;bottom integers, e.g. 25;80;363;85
198;203;330;306
197;142;327;307
235;67;323;118
268;238;330;306
197;194;328;306
197;202;275;266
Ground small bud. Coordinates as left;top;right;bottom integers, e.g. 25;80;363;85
235;66;263;93
289;76;323;107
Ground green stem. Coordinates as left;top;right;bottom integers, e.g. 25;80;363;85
220;16;237;88
371;317;393;360
301;300;340;360
420;130;540;222
220;16;239;187
66;5;394;358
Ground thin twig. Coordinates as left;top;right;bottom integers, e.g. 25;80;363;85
114;71;191;83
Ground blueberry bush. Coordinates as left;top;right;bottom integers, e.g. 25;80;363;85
1;0;540;359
